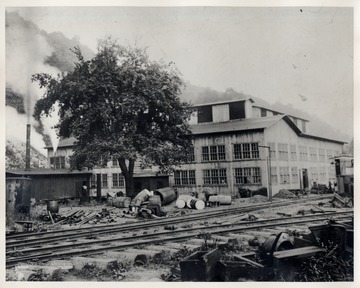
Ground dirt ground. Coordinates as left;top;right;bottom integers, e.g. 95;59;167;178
6;192;352;282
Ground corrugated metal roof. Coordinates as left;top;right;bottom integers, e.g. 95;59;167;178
190;115;284;135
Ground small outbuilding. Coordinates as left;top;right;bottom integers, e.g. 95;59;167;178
6;169;92;202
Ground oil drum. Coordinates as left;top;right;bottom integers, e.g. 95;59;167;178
47;200;59;213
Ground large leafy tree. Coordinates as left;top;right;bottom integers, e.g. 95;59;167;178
33;39;194;197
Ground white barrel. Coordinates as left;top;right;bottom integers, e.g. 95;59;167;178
176;199;187;208
208;195;232;205
189;199;205;210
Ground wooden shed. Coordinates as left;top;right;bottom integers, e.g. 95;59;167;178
6;169;92;202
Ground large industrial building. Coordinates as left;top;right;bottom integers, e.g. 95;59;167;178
44;97;345;199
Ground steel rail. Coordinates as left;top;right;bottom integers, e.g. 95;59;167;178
6;194;333;243
6;213;352;268
6;211;352;261
6;195;338;249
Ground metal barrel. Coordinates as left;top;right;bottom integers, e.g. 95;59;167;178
189;199;205;210
155;187;177;205
175;195;193;208
176;199;187;208
148;195;162;207
208;195;232;205
47;200;59;213
112;197;131;208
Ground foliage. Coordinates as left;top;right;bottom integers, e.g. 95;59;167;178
28;269;50;281
295;243;353;282
32;38;194;196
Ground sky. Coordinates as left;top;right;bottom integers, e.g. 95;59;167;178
6;6;354;138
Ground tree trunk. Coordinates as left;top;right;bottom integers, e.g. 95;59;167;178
118;157;136;198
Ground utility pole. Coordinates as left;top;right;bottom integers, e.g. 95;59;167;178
259;145;272;202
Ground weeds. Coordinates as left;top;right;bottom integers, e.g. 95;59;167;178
295;243;353;282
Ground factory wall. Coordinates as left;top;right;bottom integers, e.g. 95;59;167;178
172;129;268;197
265;120;343;193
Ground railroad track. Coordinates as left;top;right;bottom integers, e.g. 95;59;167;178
6;209;353;268
6;194;334;246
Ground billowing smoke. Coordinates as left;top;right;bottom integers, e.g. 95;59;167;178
6;106;48;155
6;11;60;154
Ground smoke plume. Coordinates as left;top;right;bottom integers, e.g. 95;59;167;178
6;11;61;153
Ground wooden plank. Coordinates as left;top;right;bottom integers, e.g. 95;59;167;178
273;246;324;260
233;255;264;268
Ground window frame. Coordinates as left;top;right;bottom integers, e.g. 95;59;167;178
202;145;226;162
203;169;227;185
234;167;261;185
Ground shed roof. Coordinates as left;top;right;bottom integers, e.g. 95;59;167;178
6;169;92;177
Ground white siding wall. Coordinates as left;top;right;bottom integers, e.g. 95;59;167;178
212;104;229;122
244;100;253;119
188;111;198;125
174;131;268;197
264;120;343;195
252;107;261;118
47;147;73;169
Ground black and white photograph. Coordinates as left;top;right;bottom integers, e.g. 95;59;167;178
3;1;357;285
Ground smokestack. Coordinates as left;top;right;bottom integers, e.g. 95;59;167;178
25;124;31;171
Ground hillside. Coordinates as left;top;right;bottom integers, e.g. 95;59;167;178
6;140;47;170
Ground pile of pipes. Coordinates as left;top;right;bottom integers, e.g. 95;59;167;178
39;210;84;225
40;208;117;226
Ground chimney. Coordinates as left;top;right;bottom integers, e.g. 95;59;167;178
25;124;31;171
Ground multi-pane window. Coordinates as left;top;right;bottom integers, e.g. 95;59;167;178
290;145;297;161
326;149;334;160
102;174;108;188
310;167;318;182
318;148;325;162
112;173;125;187
50;156;66;169
291;167;298;183
174;170;196;186
234;167;261;184
268;142;276;159
278;143;289;160
202;145;225;161
271;167;278;185
233;143;259;159
310;147;318;162
260;108;267;117
319;167;326;181
299;146;308;161
186;147;195;162
90;174;97;188
203;169;227;185
279;167;290;184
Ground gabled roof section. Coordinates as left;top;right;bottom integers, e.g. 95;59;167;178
190;115;286;135
45;137;77;149
192;98;254;107
190;115;346;144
